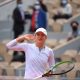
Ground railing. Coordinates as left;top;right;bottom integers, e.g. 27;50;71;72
63;13;80;32
53;36;80;57
64;13;80;24
0;0;15;7
0;76;80;80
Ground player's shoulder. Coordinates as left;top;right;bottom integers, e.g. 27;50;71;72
45;46;53;52
45;46;54;56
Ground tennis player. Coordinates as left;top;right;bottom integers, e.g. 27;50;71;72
6;28;55;80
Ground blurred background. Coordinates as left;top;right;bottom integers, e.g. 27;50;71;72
0;0;80;80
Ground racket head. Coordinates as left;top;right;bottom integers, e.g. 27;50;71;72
42;61;75;77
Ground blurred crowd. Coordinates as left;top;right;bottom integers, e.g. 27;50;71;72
10;0;80;63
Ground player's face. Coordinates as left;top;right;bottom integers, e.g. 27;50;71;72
35;32;47;48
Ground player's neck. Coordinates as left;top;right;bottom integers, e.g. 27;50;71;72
36;43;45;49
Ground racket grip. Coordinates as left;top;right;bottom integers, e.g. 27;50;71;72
42;70;52;77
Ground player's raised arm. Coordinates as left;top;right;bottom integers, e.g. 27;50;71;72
6;34;34;51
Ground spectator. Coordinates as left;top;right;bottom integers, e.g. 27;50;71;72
12;0;25;38
52;0;72;21
29;3;38;33
37;4;48;29
39;0;49;28
67;21;80;41
11;0;25;62
39;0;48;12
29;1;48;33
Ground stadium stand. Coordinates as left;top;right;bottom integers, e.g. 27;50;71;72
0;42;12;75
46;39;59;48
53;36;80;57
46;0;80;32
0;0;80;80
53;36;80;79
0;0;6;3
0;76;24;80
0;40;25;76
75;53;80;62
60;49;78;62
71;0;80;8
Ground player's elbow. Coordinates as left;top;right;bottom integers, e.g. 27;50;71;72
6;43;11;50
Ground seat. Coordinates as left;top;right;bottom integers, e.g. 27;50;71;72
0;42;25;76
66;68;76;80
60;50;78;61
67;62;80;80
63;50;77;58
74;62;80;71
6;62;25;76
56;19;67;25
48;18;54;27
71;0;80;7
0;42;12;62
45;0;60;9
75;54;80;62
60;54;72;61
52;22;63;32
0;42;13;75
59;39;68;45
46;39;59;48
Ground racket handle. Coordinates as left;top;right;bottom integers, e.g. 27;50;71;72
42;70;52;77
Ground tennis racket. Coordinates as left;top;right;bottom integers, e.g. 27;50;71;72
34;61;75;80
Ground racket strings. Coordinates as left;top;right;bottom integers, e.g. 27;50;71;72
56;64;72;70
50;62;74;75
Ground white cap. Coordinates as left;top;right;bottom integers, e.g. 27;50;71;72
35;28;47;36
